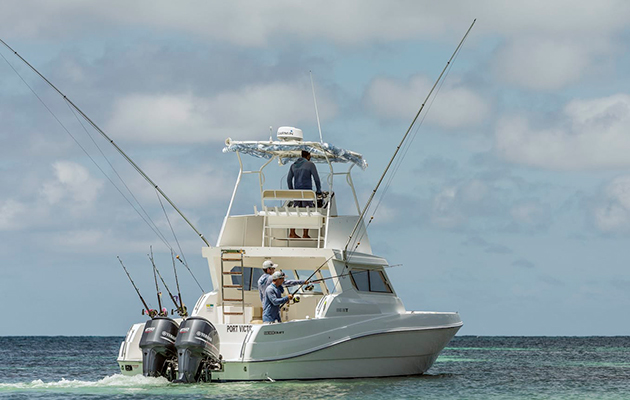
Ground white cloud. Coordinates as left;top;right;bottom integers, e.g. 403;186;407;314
593;176;630;233
431;187;464;228
365;75;489;129
493;36;611;91
41;161;103;205
0;199;27;231
4;1;629;46
107;82;337;143
495;94;630;170
131;161;232;209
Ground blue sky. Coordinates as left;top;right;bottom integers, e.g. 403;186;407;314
1;1;630;336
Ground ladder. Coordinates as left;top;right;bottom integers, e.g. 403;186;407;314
220;249;245;323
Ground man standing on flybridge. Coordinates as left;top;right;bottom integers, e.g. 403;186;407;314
287;150;322;239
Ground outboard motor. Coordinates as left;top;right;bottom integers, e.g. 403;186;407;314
173;316;221;383
139;317;179;379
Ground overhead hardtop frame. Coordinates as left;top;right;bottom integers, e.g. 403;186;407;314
221;139;368;222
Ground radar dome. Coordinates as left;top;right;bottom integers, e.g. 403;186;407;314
277;126;303;141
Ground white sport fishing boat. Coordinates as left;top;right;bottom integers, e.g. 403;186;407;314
116;126;463;382
2;21;472;383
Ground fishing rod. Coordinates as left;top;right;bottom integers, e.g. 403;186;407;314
147;250;189;317
289;254;336;298
171;251;188;317
118;256;157;318
148;247;166;317
342;19;477;258
0;38;211;248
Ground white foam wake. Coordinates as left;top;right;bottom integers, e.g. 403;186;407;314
0;374;170;390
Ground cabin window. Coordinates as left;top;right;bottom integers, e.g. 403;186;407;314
349;269;392;293
295;270;325;294
349;270;370;291
251;268;264;290
319;269;336;294
230;267;264;291
368;270;392;293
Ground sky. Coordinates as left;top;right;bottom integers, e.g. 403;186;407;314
1;1;630;336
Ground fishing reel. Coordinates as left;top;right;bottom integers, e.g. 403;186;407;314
303;284;314;291
143;309;159;318
172;305;188;317
292;295;301;304
316;191;331;208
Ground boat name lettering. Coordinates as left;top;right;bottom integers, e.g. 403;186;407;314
226;324;252;333
161;331;176;341
263;330;284;335
196;330;213;341
144;327;156;333
336;308;349;313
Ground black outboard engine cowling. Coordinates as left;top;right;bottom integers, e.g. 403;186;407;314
139;317;179;379
174;316;221;383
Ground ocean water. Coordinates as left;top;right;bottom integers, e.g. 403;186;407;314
0;336;628;399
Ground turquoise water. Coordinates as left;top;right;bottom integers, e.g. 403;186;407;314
1;336;629;399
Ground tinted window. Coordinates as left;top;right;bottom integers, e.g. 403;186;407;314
251;268;264;290
230;267;256;290
350;269;392;293
296;270;324;294
230;266;242;287
369;270;392;293
319;269;335;294
350;270;370;291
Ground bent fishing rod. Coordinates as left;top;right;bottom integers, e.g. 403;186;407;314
342;19;476;258
118;256;157;318
0;38;210;248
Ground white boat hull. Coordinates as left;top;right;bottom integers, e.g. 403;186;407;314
215;325;461;381
118;311;462;381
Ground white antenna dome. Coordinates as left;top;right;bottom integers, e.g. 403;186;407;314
277;126;303;141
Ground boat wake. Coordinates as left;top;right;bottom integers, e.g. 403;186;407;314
0;374;170;391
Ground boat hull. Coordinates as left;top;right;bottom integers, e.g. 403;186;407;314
118;311;462;381
214;324;461;381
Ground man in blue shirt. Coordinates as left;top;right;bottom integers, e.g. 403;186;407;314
257;260;307;303
287;150;322;239
263;271;294;323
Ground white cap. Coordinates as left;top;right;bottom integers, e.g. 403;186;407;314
271;271;286;280
262;260;277;271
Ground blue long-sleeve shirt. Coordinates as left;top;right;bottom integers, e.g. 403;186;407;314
257;273;304;302
287;158;321;193
263;284;289;323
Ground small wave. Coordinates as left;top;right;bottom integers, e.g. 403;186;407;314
0;374;170;390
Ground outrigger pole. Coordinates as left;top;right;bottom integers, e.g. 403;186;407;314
342;19;476;258
0;38;211;248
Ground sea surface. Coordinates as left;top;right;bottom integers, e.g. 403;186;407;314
0;336;628;399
